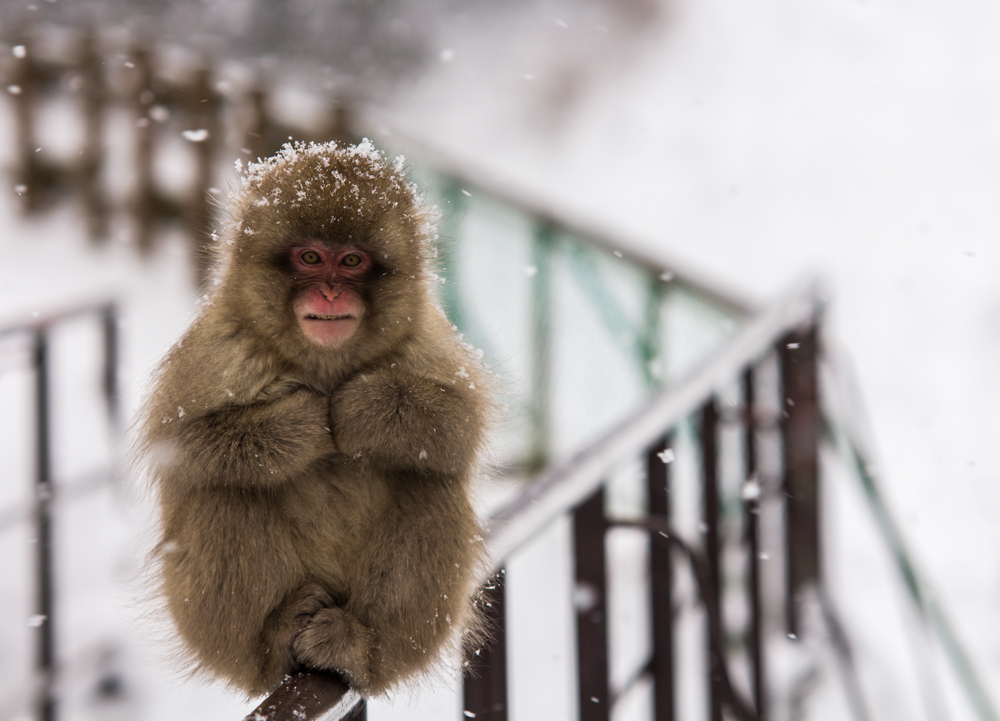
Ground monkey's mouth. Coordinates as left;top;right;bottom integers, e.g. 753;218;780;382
305;313;354;321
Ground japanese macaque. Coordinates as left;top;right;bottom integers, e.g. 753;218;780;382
137;140;492;697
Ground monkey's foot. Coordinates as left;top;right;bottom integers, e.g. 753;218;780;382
286;582;336;627
259;583;337;686
292;606;373;689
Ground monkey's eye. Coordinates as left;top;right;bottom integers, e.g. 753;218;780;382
341;253;363;268
300;250;322;265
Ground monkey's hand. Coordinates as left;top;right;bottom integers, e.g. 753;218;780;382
330;368;483;475
292;606;374;691
151;387;336;488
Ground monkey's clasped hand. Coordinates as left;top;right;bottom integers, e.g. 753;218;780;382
139;140;492;697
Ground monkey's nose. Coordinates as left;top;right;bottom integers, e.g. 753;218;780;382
320;284;341;301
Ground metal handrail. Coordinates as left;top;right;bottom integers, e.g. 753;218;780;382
245;279;823;721
484;279;821;565
373;127;758;320
0;300;119;721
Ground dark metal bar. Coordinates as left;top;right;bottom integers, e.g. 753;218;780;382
101;304;119;429
574;487;610;721
243;670;365;721
462;571;508;721
646;435;674;721
779;324;820;638
701;400;723;721
33;329;55;721
742;368;765;720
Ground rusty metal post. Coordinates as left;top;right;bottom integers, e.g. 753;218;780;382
647;435;674;721
462;571;508;721
742;368;765;720
32;328;55;721
701;400;724;721
779;324;820;638
574;487;610;721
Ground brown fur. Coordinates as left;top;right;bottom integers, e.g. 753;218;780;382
138;140;492;697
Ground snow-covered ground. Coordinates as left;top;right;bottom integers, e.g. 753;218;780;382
1;1;999;719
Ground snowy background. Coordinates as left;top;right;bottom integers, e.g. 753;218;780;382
1;0;998;719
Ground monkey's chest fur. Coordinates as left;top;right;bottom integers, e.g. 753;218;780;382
157;456;481;695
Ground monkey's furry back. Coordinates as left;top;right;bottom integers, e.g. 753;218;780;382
138;139;494;698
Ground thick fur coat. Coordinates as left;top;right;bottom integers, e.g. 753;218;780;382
138;140;491;697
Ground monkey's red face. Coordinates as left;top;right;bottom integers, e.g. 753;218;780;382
290;243;371;347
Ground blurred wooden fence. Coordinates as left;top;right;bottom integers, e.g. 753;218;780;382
1;23;354;286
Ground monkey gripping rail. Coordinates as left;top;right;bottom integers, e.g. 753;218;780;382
247;279;826;721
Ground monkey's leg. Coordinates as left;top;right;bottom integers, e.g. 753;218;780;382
260;582;338;687
341;483;482;694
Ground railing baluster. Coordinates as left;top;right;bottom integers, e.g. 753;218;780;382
742;368;765;720
701;400;724;721
574;487;610;721
101;304;119;429
463;571;508;721
779;325;820;638
33;328;55;721
527;221;554;473
647;435;675;721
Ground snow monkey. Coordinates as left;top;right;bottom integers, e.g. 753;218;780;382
138;140;493;697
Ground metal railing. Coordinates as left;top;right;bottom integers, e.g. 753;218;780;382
0;301;119;721
246;281;825;721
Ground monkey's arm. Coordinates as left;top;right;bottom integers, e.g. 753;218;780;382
330;369;484;475
149;387;334;487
